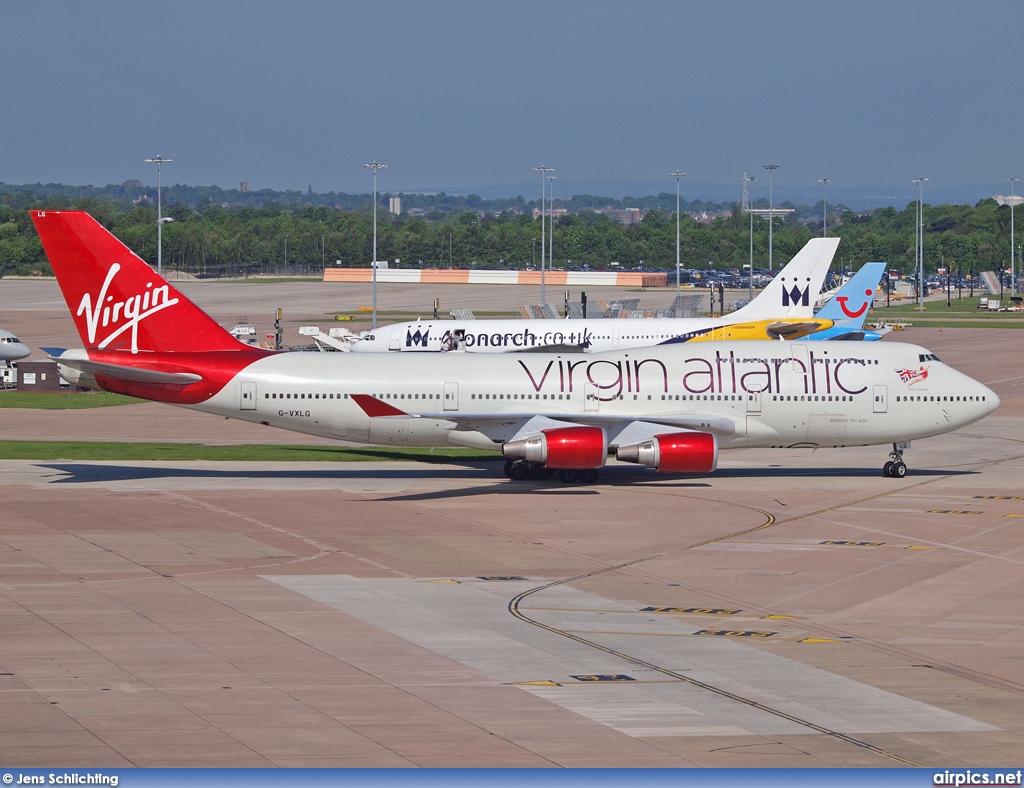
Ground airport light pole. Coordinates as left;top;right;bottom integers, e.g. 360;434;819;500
819;177;830;237
671;170;686;298
1009;177;1019;296
548;175;557;282
913;177;928;310
145;155;172;275
744;175;756;302
763;164;779;271
534;166;553;303
363;161;387;329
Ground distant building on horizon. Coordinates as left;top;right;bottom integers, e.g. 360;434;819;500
993;194;1023;207
240;182;250;193
389;196;401;215
598;207;643;225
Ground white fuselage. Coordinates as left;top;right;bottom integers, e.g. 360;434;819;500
186;340;998;454
0;328;30;364
351;236;842;355
352;317;729;353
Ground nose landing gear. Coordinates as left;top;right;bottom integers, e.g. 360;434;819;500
883;443;908;478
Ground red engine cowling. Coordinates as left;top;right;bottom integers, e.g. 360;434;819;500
615;432;718;473
502;426;607;469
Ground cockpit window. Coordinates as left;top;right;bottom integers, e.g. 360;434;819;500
918;353;940;362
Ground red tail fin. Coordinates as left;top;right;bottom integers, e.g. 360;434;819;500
32;210;244;354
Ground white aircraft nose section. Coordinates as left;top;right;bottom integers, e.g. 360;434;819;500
0;336;30;362
981;385;1000;414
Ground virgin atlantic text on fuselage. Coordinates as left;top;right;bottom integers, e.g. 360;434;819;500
515;349;874;402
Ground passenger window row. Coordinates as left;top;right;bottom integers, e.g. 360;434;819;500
471;393;567;400
772;395;853;401
265;392;350;400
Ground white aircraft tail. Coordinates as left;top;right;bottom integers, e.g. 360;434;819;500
731;237;840;321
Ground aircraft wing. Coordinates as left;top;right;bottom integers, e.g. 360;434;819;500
350;395;738;442
51;356;203;385
766;321;828;340
510;342;588;353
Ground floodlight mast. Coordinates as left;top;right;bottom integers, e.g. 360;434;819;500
913;177;928;310
744;175;756;301
363;161;387;329
1010;177;1019;297
818;178;830;237
533;166;554;303
763;164;779;271
671;170;686;297
548;175;557;282
145;156;173;275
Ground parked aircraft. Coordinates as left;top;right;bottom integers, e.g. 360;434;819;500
350;237;840;353
32;211;998;482
0;328;30;365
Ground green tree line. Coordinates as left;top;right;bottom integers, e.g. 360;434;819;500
0;188;1019;277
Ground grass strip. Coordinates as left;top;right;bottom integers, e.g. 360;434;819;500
0;392;144;409
0;440;496;463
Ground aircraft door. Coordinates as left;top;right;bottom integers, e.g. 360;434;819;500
873;384;888;413
240;380;257;410
389;330;403;351
443;382;459;411
612;330;620;348
584;383;599;412
789;343;810;375
745;388;762;414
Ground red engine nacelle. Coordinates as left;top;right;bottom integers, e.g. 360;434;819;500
615;431;718;474
502;425;607;469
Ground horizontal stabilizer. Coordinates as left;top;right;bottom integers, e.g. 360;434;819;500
767;321;825;339
41;347;67;357
51;356;202;385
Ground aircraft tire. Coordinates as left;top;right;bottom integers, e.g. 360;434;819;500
528;463;549;481
509;462;530;482
558;469;578;484
891;461;907;478
882;461;894;477
503;459;515;478
580;469;599;484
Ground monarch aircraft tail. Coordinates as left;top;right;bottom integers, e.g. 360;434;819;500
730;237;840;321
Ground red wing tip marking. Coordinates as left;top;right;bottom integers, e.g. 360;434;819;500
350;394;409;417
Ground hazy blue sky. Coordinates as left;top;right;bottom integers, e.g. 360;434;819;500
3;1;1022;207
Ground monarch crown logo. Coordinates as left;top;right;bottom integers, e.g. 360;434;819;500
781;278;810;307
406;328;430;347
77;263;179;353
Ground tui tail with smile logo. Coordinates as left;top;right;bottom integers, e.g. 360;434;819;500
32;210;245;354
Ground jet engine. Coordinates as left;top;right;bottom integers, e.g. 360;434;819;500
53;348;98;390
615;432;718;473
502;426;607;469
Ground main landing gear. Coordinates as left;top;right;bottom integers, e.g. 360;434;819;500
503;459;599;485
882;443;908;478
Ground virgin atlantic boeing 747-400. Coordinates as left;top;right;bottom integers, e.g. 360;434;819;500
32;211;997;483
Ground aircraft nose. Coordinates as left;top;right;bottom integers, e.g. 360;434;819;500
981;383;1000;414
